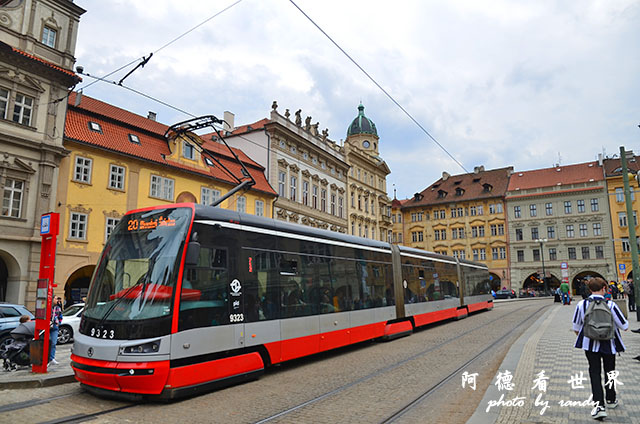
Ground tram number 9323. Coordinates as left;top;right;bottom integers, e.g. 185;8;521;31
90;327;115;339
229;313;244;323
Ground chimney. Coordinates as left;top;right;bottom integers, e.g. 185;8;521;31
147;111;157;121
473;165;485;173
223;111;235;132
442;171;450;181
598;153;603;166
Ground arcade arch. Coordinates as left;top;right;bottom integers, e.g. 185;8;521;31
489;272;502;291
64;265;95;306
0;250;21;303
521;272;560;295
572;271;605;295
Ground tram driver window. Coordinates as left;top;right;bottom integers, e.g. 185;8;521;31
178;246;230;331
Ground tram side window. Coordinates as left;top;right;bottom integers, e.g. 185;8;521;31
430;262;459;300
464;267;491;296
178;246;230;331
355;254;391;308
244;249;280;321
330;258;358;312
402;262;430;304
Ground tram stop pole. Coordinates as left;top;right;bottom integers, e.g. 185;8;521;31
32;213;59;373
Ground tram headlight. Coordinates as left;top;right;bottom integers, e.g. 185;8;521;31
120;340;160;355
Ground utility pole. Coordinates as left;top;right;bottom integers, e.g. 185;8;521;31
620;146;640;321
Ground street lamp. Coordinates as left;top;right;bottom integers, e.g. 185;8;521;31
535;238;549;294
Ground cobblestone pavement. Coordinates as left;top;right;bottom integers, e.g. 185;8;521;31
0;343;73;388
0;300;550;423
468;300;640;424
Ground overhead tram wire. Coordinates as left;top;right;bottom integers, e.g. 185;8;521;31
77;0;244;92
287;0;469;174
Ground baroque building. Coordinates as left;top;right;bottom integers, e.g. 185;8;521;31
54;93;276;305
213;102;349;233
506;161;615;295
0;0;84;306
396;166;512;289
344;104;392;241
603;154;640;282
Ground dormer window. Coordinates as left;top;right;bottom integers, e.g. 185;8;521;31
453;180;461;185
455;187;464;196
128;134;140;144
437;190;447;198
183;141;195;160
204;157;214;166
483;183;493;192
413;193;423;201
472;178;481;182
88;122;102;133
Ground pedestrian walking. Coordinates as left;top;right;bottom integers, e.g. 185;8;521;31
49;296;63;366
560;280;570;305
627;279;636;313
572;277;628;420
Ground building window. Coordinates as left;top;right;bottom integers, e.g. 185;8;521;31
533;249;540;261
548;248;557;261
564;201;572;214
619;212;627;227
451;228;458;239
42;26;57;47
301;181;309;206
73;156;92;183
615;188;624;202
517;250;524;262
515;228;523;241
498;224;504;235
183;142;195;160
622;238;630;252
13;93;33;126
568;247;577;259
338;197;343;218
255;200;264;216
545;202;553;216
590;198;599;212
531;227;539;240
371;200;375;215
105;217;119;242
201;187;220;205
492;248;499;260
490;224;497;236
411;231;424;242
150;175;174;201
595;246;604;259
351;221;355;235
128;134;140;144
473;249;479;261
108;165;125;190
364;196;369;213
593;222;602;236
514;206;521;218
278;171;286;197
547;226;555;239
331;194;336;215
458;228;465;238
321;189;327;212
499;247;506;259
351;192;355;207
581;246;590;259
479;248;486;260
290;176;297;201
0;88;8;119
566;225;574;238
529;204;537;217
579;224;588;237
577;199;585;213
69;212;88;240
312;185;318;209
237;196;246;213
2;178;23;218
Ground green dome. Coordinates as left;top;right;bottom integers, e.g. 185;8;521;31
347;103;377;137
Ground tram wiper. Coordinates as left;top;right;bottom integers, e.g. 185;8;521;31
96;279;145;328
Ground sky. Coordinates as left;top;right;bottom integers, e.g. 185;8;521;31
73;0;640;200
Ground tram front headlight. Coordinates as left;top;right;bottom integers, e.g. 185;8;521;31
119;340;160;355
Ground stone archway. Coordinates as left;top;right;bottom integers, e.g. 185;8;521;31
572;270;605;296
0;256;7;302
489;272;502;291
176;191;197;203
65;265;95;306
522;273;560;296
0;250;21;303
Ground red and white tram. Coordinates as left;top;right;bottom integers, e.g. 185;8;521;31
71;203;493;399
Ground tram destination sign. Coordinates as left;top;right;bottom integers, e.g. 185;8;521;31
127;217;176;231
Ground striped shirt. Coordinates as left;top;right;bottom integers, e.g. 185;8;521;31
572;295;628;354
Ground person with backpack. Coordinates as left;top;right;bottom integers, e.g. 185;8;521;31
572;277;628;420
560;280;570;305
49;296;63;366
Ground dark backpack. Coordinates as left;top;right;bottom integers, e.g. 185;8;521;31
583;299;615;341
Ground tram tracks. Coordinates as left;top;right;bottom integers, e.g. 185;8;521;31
255;302;551;424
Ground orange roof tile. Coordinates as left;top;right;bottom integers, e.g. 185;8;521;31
7;44;78;78
507;161;603;192
65;94;276;196
403;167;513;209
603;156;640;177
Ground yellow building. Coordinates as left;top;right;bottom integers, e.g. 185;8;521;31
54;93;276;305
394;166;513;288
604;156;640;281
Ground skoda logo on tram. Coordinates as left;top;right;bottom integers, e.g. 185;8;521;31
230;279;242;294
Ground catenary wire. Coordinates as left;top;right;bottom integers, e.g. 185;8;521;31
77;0;243;93
287;0;469;174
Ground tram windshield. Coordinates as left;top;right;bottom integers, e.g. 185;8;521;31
83;207;192;324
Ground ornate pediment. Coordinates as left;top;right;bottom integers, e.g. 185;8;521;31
337;187;345;194
330;183;338;190
289;164;300;173
302;169;312;178
320;178;328;186
277;158;289;168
